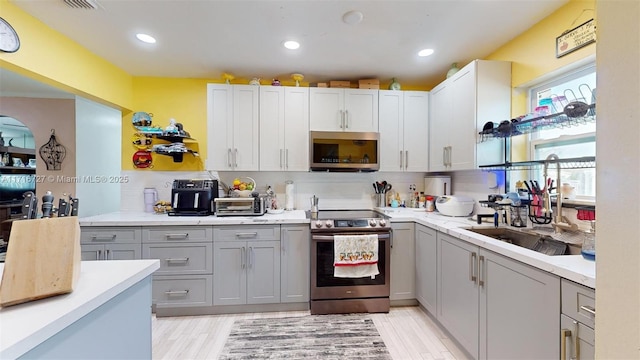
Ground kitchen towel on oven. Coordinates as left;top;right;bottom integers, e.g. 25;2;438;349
333;234;379;278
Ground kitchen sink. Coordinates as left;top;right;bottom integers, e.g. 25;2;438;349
465;227;571;256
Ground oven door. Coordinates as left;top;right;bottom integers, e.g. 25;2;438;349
310;232;390;300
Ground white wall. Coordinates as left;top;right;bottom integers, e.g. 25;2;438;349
595;1;640;357
75;97;122;217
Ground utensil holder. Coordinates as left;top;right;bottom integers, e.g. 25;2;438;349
376;193;386;207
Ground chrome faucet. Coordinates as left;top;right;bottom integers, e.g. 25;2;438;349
543;154;578;232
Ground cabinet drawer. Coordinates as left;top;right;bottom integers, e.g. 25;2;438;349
80;227;141;244
142;226;212;243
152;275;213;308
143;243;213;275
562;279;596;329
214;225;280;242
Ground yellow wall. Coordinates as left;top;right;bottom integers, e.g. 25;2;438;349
0;0;133;111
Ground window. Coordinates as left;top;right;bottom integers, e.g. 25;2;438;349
528;64;596;200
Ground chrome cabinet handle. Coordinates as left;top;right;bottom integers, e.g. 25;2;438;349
344;110;349;128
236;232;258;238
478;255;485;287
400;151;403;169
241;247;246;269
227;148;232;168
91;235;116;241
443;147;447;166
249;247;254;268
107;249;112;260
234;148;238;167
165;257;189;263
339;110;344;128
165;233;189;239
97;250;102;260
448;146;452;166
470;252;477;283
580;305;596;316
561;329;572;360
405;151;409;169
280;149;283;169
285;149;289;169
164;290;189;296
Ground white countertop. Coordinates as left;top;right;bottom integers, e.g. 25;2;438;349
79;208;595;289
79;210;309;226
0;260;160;359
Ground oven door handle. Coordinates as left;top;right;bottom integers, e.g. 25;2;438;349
311;233;390;241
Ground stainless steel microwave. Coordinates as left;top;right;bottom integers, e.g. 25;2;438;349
309;131;379;172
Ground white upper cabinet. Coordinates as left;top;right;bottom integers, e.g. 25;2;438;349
379;90;429;172
207;84;259;171
429;60;510;172
309;88;379;132
259;87;309;171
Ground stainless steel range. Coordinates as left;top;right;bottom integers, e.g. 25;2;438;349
310;210;391;315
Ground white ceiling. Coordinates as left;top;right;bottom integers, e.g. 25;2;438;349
4;0;568;96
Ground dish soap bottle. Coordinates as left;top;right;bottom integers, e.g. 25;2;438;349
581;221;596;261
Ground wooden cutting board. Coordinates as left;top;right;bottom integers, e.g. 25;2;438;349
0;217;81;307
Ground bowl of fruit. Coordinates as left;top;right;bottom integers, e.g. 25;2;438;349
231;177;257;197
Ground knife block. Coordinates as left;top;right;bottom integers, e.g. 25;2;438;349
0;216;81;307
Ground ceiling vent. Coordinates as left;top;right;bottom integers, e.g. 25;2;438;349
62;0;101;9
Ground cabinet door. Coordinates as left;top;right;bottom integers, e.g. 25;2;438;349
81;244;104;261
479;249;560;360
344;89;379;132
415;224;437;314
259;86;285;171
105;243;141;260
281;225;310;303
390;223;415;300
449;65;477;171
283;87;310;171
207;84;234;170
246;240;281;304
561;314;595;360
309;88;344;131
232;85;259;171
428;84;451;172
403;91;429;172
437;232;479;359
378;90;404;171
213;241;247;305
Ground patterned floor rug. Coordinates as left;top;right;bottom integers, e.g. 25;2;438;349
219;314;392;359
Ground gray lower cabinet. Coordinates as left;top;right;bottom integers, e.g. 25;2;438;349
437;231;560;360
415;224;437;314
213;225;281;306
280;225;310;303
80;227;142;261
142;226;214;308
390;222;415;300
561;279;595;360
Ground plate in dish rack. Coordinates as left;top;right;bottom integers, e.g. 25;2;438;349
267;208;284;214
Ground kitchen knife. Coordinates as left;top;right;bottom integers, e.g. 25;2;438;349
58;198;69;217
373;183;379;194
69;196;79;216
21;191;38;219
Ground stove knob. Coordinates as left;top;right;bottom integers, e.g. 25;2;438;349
369;219;377;227
378;219;387;227
315;221;323;228
325;221;333;228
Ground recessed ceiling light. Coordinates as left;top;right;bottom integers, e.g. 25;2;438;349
283;40;300;50
136;33;156;44
342;10;363;25
418;48;434;57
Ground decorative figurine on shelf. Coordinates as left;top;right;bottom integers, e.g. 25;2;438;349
0;132;4;147
291;73;304;87
389;78;401;90
165;118;179;134
249;77;261;86
271;79;281;86
446;63;460;78
222;73;235;85
175;122;190;137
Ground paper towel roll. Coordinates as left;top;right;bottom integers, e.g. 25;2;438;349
285;180;294;210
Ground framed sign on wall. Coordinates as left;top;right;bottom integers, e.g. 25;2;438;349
556;19;596;58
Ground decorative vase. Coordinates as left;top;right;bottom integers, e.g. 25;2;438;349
389;78;401;90
446;63;460;78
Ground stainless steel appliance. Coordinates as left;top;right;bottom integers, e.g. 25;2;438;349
310;210;391;315
309;131;379;172
214;196;266;216
168;179;218;216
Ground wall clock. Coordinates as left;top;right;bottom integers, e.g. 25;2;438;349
0;17;20;53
